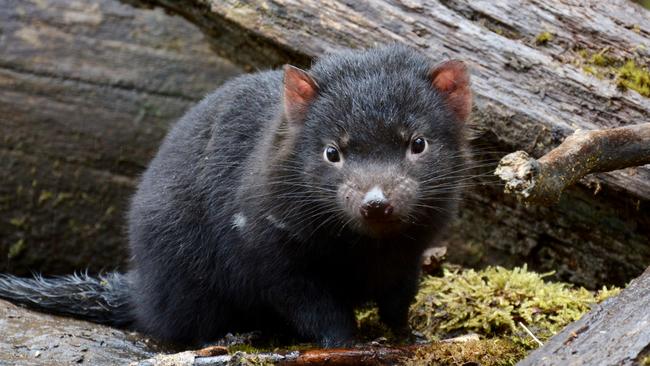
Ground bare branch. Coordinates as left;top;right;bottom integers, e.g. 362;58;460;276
131;345;421;366
495;123;650;205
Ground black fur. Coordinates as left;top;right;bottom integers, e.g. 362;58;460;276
0;272;131;326
0;45;470;347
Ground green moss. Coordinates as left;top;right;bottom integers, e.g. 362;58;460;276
642;356;650;365
406;338;527;366
590;52;615;67
409;266;618;341
228;344;265;354
104;205;116;217
9;216;27;228
38;190;54;206
226;338;314;355
229;351;275;366
616;59;650;97
578;49;650;97
582;65;596;76
356;306;390;341
53;192;73;207
535;32;554;45
8;239;25;259
633;0;650;9
359;265;620;365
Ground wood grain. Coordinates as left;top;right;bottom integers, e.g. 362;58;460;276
0;0;242;274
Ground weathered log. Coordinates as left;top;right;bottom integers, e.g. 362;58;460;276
517;266;650;366
0;0;242;274
0;299;154;365
126;0;650;288
496;123;650;204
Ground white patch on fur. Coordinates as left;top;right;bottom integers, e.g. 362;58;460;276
266;215;287;230
232;212;247;229
363;186;385;204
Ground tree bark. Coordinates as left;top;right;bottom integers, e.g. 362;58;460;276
517;266;650;366
0;299;154;365
496;123;650;204
0;0;242;275
124;0;650;288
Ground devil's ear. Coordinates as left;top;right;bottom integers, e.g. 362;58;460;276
283;65;319;124
430;60;472;122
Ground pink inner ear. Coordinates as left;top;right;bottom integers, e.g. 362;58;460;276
430;60;472;122
294;79;316;102
432;68;458;93
283;65;319;123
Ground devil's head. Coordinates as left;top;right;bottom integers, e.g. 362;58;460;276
271;45;472;239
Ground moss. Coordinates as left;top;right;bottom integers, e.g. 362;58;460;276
406;338;527;366
354;265;619;365
38;190;54;206
226;338;314;355
616;59;650;97
53;192;73;207
594;285;621;303
535;32;554;46
409;266;618;341
633;0;650;9
578;49;650;97
229;351;275;366
590;52;615;67
642;356;650;365
9;216;27;228
8;239;25;259
228;344;265;354
356;306;393;341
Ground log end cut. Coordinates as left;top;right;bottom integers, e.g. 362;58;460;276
494;151;546;203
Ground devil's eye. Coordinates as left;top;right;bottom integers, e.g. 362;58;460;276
324;146;341;163
411;137;427;154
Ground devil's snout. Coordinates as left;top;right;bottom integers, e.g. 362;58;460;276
359;186;394;221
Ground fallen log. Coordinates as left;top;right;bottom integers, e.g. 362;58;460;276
517;266;650;366
496;123;650;204
129;0;650;288
0;0;242;274
0;299;154;365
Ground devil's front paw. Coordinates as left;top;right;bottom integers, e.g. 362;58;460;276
390;325;417;344
318;331;355;348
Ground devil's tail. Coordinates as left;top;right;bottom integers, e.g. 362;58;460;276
0;271;133;327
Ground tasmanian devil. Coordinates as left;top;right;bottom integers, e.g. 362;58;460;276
0;44;472;347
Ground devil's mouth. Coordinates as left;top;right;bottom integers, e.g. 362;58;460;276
360;217;403;233
363;216;400;224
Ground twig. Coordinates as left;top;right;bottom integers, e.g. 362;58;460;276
519;322;544;347
131;345;422;366
495;123;650;204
